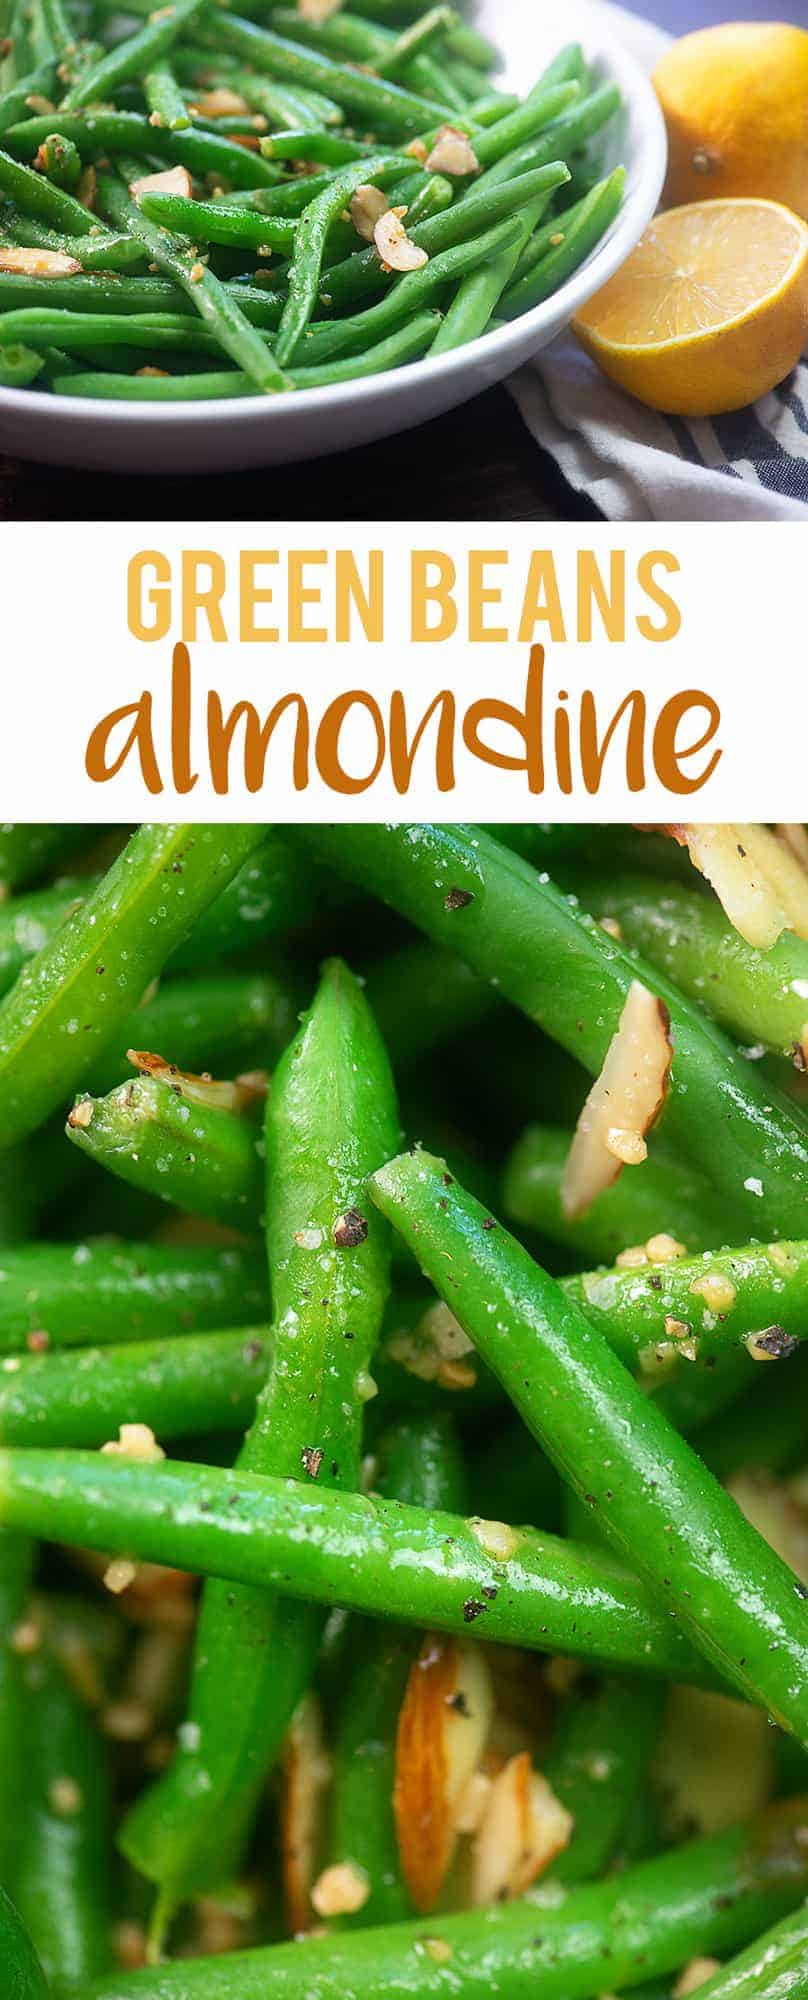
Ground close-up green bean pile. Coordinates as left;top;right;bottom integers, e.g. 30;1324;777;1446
1;817;808;1998
0;0;626;398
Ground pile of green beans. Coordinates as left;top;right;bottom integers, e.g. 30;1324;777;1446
0;1;627;398
0;815;807;1999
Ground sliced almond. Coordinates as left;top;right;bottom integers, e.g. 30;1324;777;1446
562;980;673;1221
349;182;389;243
470;1753;573;1905
425;124;479;176
374;207;428;273
126;1049;266;1113
0;246;81;276
192;87;250;117
280;1692;332;1935
77;163;96;210
660;824;808;949
297;0;342;18
394;1634;493;1913
130;164;193;200
777;824;808;870
673;1963;722;1999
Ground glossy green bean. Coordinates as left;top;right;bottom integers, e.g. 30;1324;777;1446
568;870;808;1065
15;1647;110;1989
121;958;400;1904
144;61;190;130
0;825;89;893
0;1239;268;1350
98;172;289;390
0;209;148;269
208;15;455;133
0;1324;271;1445
328;1412;467;1928
33;129;81;188
0;1886;49;1998
0;139;99;229
86;966;299;1095
2;110;283;186
138;188;297;253
0;58;57;135
542;1673;665;1884
260;126;376;165
375;4;456;76
0;1531;34;1885
66;1072;265;1226
62;0;207;108
474;83;620;191
0;336;41;380
0;822;265;1146
370;1150;808;1741
52;306;440;391
682;1903;808;2000
365;939;496;1068
501;167;625;317
265;6;467;111
502;1124;737;1260
73;1800;808;2000
0;1446;727;1686
275;149;403;363
0;268;283;320
296;825;808;1239
565;1238;808;1383
430;178;559;353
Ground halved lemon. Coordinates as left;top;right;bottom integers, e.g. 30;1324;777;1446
573;198;808;417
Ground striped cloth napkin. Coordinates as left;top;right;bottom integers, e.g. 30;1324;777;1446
508;4;808;522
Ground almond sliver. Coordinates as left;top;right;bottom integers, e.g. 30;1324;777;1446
660;823;808;949
374;207;428;272
126;1049;266;1114
350;182;389;243
280;1693;332;1935
0;246;81;276
130;165;193;200
394;1635;493;1913
425;125;479;176
562;979;673;1221
470;1754;573;1905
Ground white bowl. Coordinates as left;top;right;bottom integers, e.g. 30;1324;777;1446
0;0;667;471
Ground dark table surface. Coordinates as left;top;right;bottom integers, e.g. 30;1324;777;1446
0;0;795;522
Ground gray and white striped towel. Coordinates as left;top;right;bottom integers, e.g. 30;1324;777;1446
509;4;808;522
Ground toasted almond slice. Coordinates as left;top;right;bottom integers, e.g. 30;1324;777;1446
562;980;673;1221
280;1692;332;1935
374;207;428;272
297;0;341;17
0;246;81;276
777;824;808;870
661;823;808;948
425;124;479;176
100;1424;165;1464
77;163;96;210
130;164;193;200
193;86;251;116
394;1634;493;1913
350;182;389;243
674;1962;722;1998
470;1753;573;1905
126;1049;266;1112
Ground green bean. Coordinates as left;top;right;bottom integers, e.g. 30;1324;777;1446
370;1150;808;1742
205;174;334;214
542;1673;665;1884
208;16;456;133
3;111;283;186
138;187;297;253
0;209;148;269
171;831;349;971
474;83;620;190
0;267;284;319
567;870;808;1066
430;178;558;354
296;825;808;1239
0;1447;729;1686
121;958;399;1907
699;1348;808;1483
52;305;441;391
265;6;467;112
260;127;377;165
88;965;299;1095
396;168;451;220
15;1646;110;1989
373;4;457;76
62;0;207;108
66;1072;265;1226
276;149;402;362
0;305;216;352
0;823;265;1147
0;58;57;136
0;138;99;229
0;1886;49;1999
0;1530;34;1884
39;0;101;73
143;60;190;131
98;171;290;388
507;188;593;284
317;160;569;318
503;1124;737;1261
327;1412;467;1928
0;1324;272;1446
33;128;81;188
680;1902;808;2000
177;53;345;130
0;1239;268;1350
501;167;626;317
0;334;41;377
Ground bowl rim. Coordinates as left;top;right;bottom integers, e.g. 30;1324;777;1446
0;8;667;432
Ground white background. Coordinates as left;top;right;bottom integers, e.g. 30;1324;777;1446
2;520;803;821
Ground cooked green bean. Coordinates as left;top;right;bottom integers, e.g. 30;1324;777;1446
275;148;403;361
207;16;456;135
0;826;89;894
0;1239;268;1350
0;58;57;135
0;823;266;1147
678;1902;808;2000
502;1123;737;1260
0;139;99;229
265;6;467;112
3;111;283;186
370;1151;808;1742
297;825;808;1239
51;305;440;392
0;1324;271;1446
0;1531;35;1884
66;1072;265;1226
0;1446;730;1686
15;1645;111;1989
121;959;399;1907
0;336;41;379
62;0;208;109
144;61;190;131
33;128;81;188
542;1673;665;1885
501;168;626;317
0;1886;49;1998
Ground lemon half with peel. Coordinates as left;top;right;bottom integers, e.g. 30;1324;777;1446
573;198;808;417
